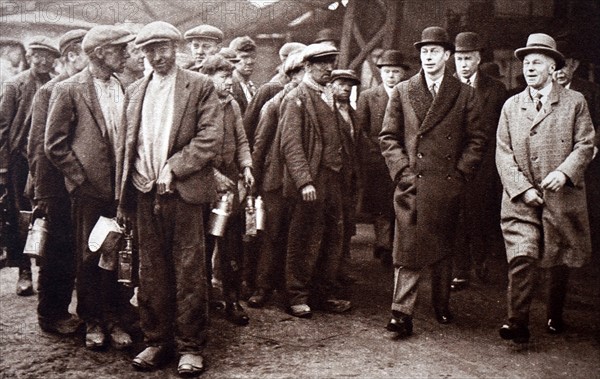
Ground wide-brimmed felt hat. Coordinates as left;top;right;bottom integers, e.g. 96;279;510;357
27;36;60;56
330;69;360;85
376;50;409;69
135;21;182;48
455;32;483;52
414;26;454;51
514;33;565;70
59;29;87;56
184;24;224;42
83;25;135;54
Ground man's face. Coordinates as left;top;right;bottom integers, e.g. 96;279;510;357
142;41;177;76
28;48;57;74
420;44;450;77
210;70;233;97
306;58;335;85
380;66;405;89
331;78;354;102
124;42;145;73
189;38;220;64
454;51;481;80
554;57;579;86
98;43;130;74
69;49;89;72
235;51;256;78
522;53;555;90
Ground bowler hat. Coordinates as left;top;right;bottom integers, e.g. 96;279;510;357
83;25;134;54
184;24;224;42
479;62;504;79
59;29;87;56
330;69;360;86
135;21;182;49
314;28;339;44
229;36;256;53
414;26;454;51
376;50;409;69
302;43;339;62
455;32;483;52
27;36;60;56
514;33;565;70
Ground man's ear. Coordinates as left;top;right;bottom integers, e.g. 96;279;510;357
93;46;104;59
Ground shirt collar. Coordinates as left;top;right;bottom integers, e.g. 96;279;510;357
383;84;394;97
530;81;553;101
424;73;443;90
152;66;177;82
461;71;477;86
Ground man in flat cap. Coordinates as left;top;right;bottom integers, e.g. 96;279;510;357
280;44;352;318
184;24;224;70
356;50;409;266
27;29;88;334
117;23;146;89
554;39;600;258
496;33;595;343
451;32;508;291
329;69;363;287
248;50;306;308
270;42;306;85
45;24;134;350
0;35;59;296
229;36;257;115
380;26;486;338
117;21;222;376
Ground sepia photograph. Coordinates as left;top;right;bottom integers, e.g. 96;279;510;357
1;0;599;377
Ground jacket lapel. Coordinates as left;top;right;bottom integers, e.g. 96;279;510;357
127;74;152;157
408;72;432;125
420;70;461;135
168;68;192;152
531;83;559;128
81;69;109;137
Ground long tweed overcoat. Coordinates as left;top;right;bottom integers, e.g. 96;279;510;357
379;70;486;269
496;83;595;268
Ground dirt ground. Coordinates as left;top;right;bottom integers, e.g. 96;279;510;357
1;223;599;379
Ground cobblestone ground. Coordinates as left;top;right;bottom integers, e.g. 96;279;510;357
1;224;599;378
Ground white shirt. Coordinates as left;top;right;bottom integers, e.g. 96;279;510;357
461;71;477;87
384;84;394;98
424;74;443;95
132;68;177;193
93;76;123;153
530;81;553;107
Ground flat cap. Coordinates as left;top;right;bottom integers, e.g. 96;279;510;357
283;50;305;75
184;24;224;42
83;25;134;54
27;36;60;56
302;43;339;62
330;69;360;85
218;47;241;63
59;29;87;56
229;36;256;53
455;32;483;52
279;42;306;59
135;21;182;48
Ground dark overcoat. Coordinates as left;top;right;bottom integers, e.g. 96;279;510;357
243;81;283;147
118;68;223;209
496;84;595;268
379;70;485;269
356;84;395;214
45;68;120;202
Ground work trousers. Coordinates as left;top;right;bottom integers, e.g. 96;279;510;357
136;190;208;354
286;169;344;306
255;189;289;291
37;197;75;322
507;256;570;326
373;212;394;251
72;193;128;328
391;255;452;315
4;155;31;269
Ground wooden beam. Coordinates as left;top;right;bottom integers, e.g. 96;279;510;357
382;0;398;49
338;0;357;68
352;23;380;85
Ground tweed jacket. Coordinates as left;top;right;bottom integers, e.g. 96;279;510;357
27;72;70;201
570;77;600;146
1;69;51;169
496;83;595;267
118;68;223;209
214;94;252;179
243;81;284;147
379;70;486;268
45;68;122;202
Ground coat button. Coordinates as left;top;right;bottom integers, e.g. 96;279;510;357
418;135;423;139
417;174;423;178
446;135;452;140
447;175;452;180
530;131;537;136
446;154;451;160
531;156;538;161
417;153;423;159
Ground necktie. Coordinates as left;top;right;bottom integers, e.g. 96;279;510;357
466;78;472;87
430;83;437;98
535;93;543;112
